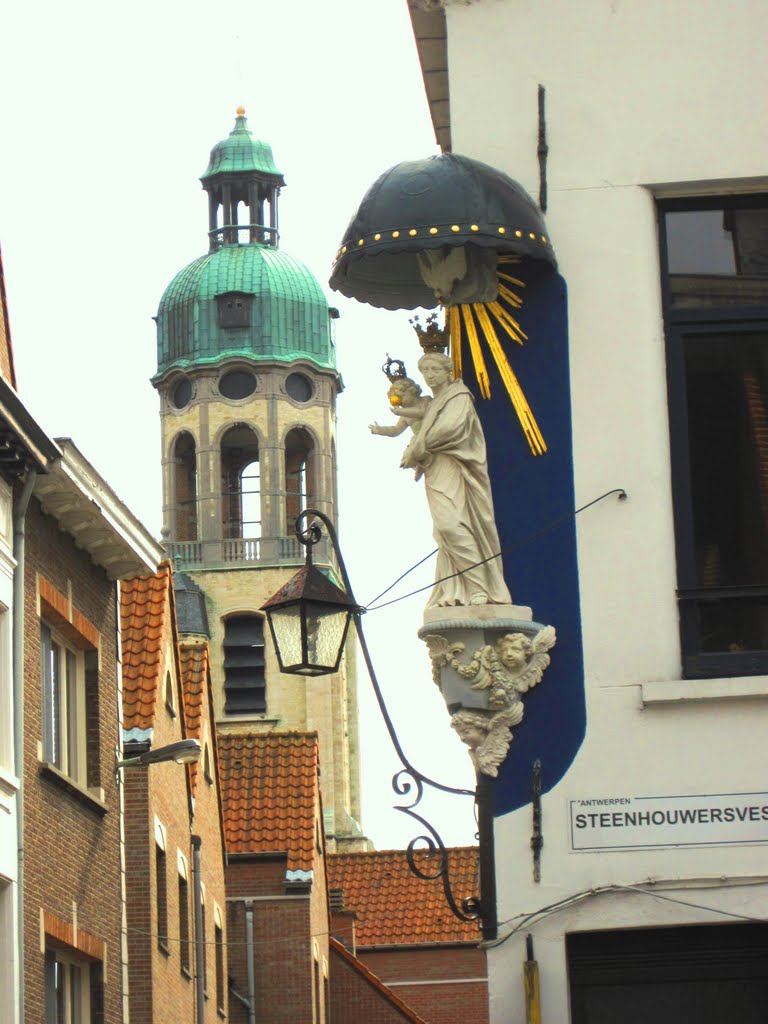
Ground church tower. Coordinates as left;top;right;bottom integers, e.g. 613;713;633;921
152;109;364;849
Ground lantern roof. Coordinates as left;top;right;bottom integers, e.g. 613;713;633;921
261;561;357;613
201;107;284;183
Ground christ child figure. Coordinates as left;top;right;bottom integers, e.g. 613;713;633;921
370;374;431;440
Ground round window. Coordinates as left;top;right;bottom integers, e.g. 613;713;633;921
171;377;192;409
285;372;313;403
219;370;257;400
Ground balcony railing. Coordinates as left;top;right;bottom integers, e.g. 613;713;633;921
166;535;330;570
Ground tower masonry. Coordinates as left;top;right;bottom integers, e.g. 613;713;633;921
152;110;365;849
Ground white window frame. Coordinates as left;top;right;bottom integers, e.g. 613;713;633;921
46;949;91;1024
41;624;86;785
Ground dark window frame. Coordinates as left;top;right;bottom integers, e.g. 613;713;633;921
216;292;253;329
156;843;170;955
659;195;768;678
223;613;267;715
215;921;225;1013
179;872;191;977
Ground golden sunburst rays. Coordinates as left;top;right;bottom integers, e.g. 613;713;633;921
446;261;547;456
448;305;463;380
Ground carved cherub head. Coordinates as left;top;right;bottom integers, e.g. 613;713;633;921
451;706;522;778
450;708;490;750
387;376;422;408
495;633;533;674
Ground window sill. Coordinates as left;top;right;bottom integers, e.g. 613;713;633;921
39;762;108;814
641;675;768;706
158;941;171;958
181;966;192;980
0;765;20;794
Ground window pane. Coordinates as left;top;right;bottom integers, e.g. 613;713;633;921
684;331;768;590
66;651;79;779
51;642;62;770
682;329;768;655
666;210;738;275
695;595;768;654
55;960;65;1022
665;207;768;308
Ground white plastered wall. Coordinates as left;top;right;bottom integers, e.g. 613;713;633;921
442;1;768;1020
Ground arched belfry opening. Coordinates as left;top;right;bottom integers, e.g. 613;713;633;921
285;427;315;533
220;425;260;551
172;432;198;541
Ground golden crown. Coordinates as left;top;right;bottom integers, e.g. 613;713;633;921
409;313;449;354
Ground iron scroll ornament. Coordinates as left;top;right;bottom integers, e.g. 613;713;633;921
292;509;489;931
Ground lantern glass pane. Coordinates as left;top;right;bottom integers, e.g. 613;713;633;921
305;602;350;669
268;606;305;668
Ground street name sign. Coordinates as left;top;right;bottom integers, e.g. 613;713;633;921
569;792;768;851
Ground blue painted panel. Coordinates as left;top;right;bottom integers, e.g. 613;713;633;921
463;266;585;816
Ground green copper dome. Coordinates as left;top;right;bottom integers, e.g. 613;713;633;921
154;245;335;378
201;109;284;182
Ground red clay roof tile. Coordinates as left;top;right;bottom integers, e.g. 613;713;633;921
218;732;319;874
120;563;174;733
180;642;208;798
328;847;481;946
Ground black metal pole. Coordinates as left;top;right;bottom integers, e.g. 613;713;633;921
476;773;498;941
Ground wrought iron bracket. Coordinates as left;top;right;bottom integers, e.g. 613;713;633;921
293;509;491;934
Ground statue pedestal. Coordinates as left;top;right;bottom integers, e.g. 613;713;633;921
418;604;556;777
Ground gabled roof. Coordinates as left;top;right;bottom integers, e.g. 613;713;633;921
37;439;163;578
407;0;450;152
329;938;428;1024
121;562;178;739
218;732;319;879
328;847;481;946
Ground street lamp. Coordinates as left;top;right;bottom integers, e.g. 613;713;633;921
261;517;357;675
115;738;202;778
261;509;492;935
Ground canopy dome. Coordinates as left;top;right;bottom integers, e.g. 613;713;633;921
154;244;335;379
329;153;556;310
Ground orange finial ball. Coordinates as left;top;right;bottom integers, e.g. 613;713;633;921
236;105;246;116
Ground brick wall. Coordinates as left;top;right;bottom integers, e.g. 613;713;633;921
187;657;229;1021
23;496;123;1022
357;947;488;1024
226;859;317;1024
124;770;153;1022
329;941;425;1024
124;617;229;1024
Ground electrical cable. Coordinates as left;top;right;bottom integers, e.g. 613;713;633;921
484;879;768;948
364;488;627;612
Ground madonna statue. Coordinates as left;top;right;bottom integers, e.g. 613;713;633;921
399;352;512;608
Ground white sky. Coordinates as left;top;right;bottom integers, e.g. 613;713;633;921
0;0;477;848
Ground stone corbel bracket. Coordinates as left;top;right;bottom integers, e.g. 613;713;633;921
418;605;556;777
